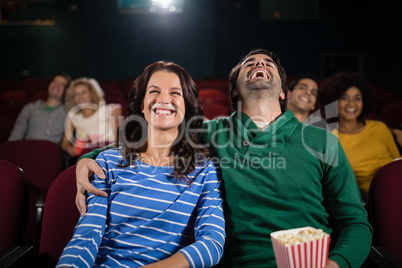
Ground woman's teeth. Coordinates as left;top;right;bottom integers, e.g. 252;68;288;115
155;109;173;115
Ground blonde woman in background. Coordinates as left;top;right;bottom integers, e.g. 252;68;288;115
62;77;122;159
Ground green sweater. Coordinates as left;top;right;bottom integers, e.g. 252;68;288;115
81;110;372;268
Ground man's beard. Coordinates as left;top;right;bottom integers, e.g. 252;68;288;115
247;78;279;92
248;80;271;90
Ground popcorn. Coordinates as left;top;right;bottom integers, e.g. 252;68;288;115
271;227;330;268
276;228;326;246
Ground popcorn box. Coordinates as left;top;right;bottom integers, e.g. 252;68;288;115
271;227;330;268
75;139;86;154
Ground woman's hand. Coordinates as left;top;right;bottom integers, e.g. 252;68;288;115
392;128;402;147
75;158;108;215
65;145;78;157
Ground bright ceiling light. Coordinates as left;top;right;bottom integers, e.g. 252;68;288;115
151;0;174;9
150;0;183;13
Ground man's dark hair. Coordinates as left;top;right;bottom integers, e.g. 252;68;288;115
289;73;319;93
52;71;72;86
51;71;72;102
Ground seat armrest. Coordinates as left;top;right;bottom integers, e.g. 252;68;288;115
36;191;48;236
362;246;402;268
0;246;34;268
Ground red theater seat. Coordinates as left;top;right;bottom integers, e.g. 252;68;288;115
0;160;30;253
368;159;402;262
38;165;80;266
0;140;64;250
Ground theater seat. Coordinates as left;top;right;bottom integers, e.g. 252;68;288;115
368;159;402;262
0;118;14;142
30;91;48;102
203;103;230;120
37;165;80;266
199;88;231;107
0;160;30;253
0;90;28;113
0;140;64;250
0;165;79;267
381;101;402;129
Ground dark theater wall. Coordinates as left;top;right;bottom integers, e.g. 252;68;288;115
0;0;401;95
0;0;216;80
82;0;216;81
214;0;401;94
0;1;85;80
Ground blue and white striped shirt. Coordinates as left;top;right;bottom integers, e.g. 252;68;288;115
57;148;225;268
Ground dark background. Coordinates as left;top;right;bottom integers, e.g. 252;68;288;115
1;0;401;96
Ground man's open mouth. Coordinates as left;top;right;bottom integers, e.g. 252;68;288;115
300;96;310;103
249;68;269;80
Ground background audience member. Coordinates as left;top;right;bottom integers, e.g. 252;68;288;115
8;72;71;145
61;77;122;163
319;71;401;202
57;61;225;268
287;73;319;123
287;73;331;129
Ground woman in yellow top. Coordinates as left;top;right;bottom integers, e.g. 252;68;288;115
320;72;400;200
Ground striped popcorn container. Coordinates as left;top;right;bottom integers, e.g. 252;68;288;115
271;227;330;268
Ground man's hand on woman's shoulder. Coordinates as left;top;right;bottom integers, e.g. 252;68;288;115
75;158;107;215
